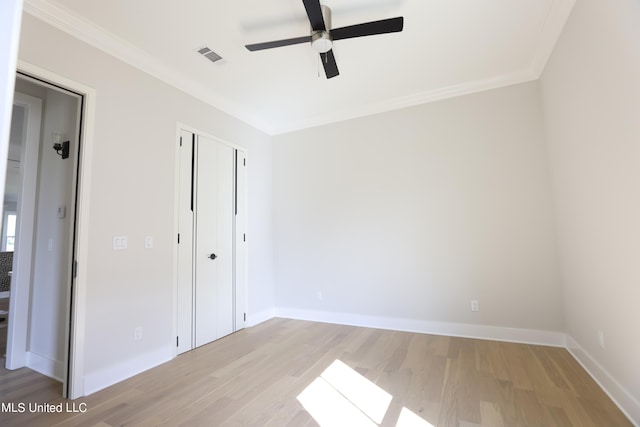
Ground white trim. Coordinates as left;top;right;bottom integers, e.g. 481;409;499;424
172;123;249;357
234;149;248;332
22;0;575;136
275;307;567;347
171;126;181;357
22;0;272;134
247;308;276;327
175;122;247;153
6;91;42;371
269;309;638;424
83;346;173;396
530;0;576;77
26;351;64;381
566;336;639;426
0;0;23;197
17;60;96;400
273;69;538;135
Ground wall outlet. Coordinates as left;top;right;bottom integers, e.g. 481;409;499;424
598;330;605;349
316;291;323;301
144;236;153;249
134;327;143;341
471;300;479;312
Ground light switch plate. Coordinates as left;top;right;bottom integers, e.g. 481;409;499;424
113;236;127;250
144;236;153;249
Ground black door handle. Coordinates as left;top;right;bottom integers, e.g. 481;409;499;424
209;253;217;260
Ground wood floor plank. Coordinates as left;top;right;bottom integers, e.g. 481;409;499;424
500;342;535;391
0;318;633;426
480;401;505;427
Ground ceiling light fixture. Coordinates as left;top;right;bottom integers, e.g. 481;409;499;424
311;31;332;53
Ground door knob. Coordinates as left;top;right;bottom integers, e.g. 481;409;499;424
209;253;217;260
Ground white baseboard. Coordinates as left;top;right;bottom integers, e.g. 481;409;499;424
275;307;567;347
566;336;639;426
83;346;173;396
247;307;276;327
26;351;64;381
272;307;637;425
0;291;10;299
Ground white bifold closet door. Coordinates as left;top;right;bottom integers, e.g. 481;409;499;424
194;134;234;346
177;129;245;354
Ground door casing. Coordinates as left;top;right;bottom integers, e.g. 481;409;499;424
13;61;97;400
174;125;247;355
6;91;42;371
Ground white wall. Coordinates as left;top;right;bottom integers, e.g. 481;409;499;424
540;0;640;421
17;14;274;393
0;0;23;212
273;81;563;334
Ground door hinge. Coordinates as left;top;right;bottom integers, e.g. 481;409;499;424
179;136;182;147
177;233;180;244
244;313;246;322
72;260;78;279
176;336;179;347
243;233;246;242
243;158;246;166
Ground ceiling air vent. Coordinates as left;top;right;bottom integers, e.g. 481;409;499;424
197;46;222;63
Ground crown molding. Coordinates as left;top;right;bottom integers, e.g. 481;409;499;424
271;0;575;135
272;68;539;134
23;0;574;137
22;0;276;134
530;0;576;77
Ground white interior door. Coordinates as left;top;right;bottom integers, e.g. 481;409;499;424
194;135;234;347
176;130;194;354
177;130;241;354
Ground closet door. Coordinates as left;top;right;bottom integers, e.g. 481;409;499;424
177;130;242;354
194;135;234;347
176;130;195;354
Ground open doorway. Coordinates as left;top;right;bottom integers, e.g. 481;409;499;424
2;72;82;398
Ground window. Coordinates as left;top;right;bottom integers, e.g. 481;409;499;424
2;211;17;252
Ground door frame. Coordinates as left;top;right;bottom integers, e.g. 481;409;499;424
6;91;42;370
13;61;96;399
173;123;248;356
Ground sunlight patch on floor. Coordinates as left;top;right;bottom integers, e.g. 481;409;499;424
297;376;378;427
297;359;433;427
396;407;434;427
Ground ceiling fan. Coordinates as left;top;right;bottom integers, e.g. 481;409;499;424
245;0;404;79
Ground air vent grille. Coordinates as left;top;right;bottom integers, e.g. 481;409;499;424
197;46;222;63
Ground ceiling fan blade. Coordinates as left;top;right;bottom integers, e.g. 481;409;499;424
320;50;339;79
245;35;311;51
331;17;404;41
303;0;326;31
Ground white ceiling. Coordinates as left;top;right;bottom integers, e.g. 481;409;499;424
23;0;575;135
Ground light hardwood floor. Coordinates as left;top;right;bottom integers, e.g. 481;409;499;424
0;318;632;426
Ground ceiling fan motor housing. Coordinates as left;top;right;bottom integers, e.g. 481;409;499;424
245;0;404;79
311;4;333;53
311;31;332;53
